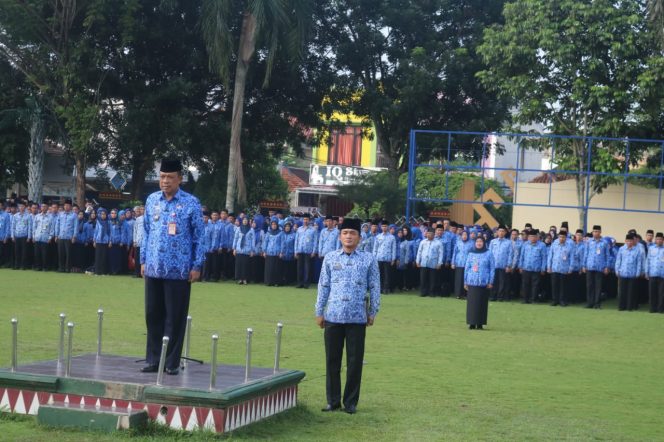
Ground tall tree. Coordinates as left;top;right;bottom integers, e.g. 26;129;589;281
201;0;313;213
0;0;114;206
477;0;658;228
321;0;509;176
649;0;664;47
0;58;30;192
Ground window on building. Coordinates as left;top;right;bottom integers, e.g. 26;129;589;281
328;126;362;166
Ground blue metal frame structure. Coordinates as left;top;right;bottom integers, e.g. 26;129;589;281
406;130;664;230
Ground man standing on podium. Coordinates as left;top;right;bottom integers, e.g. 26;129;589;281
316;217;380;414
140;157;205;375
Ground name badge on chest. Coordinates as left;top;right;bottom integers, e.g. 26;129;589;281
596;248;601;255
168;222;177;235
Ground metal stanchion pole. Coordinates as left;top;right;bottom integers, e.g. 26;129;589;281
156;336;169;386
96;309;104;358
58;313;66;365
10;318;18;372
209;334;219;391
244;328;253;383
273;322;283;374
65;322;74;377
182;316;192;370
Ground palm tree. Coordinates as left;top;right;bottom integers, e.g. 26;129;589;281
201;0;312;212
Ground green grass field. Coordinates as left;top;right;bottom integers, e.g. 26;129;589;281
0;268;663;441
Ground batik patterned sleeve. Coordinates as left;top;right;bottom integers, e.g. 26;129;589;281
367;254;381;317
315;256;331;316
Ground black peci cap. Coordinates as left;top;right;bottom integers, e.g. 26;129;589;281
340;218;361;233
160;156;182;173
592;225;601;231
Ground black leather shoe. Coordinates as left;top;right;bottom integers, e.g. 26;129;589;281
321;404;341;412
469;325;476;330
140;364;158;373
344;405;357;414
165;367;179;375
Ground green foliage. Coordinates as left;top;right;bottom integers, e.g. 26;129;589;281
338;171;406;220
322;0;510;171
0;59;30;189
477;0;662;225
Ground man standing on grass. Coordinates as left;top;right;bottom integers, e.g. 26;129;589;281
581;225;609;309
316;218;380;415
140;157;205;376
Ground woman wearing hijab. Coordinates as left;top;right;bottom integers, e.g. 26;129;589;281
233;217;255;284
71;211;88;272
251;218;265;283
464;236;495;330
280;222;296;285
84;209;97;271
93;208;110;275
263;220;283;286
451;230;473;299
397;227;412;291
108;209;124;275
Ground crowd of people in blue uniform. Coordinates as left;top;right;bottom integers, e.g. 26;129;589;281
1;196;663;314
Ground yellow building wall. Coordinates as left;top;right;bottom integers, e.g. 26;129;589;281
314;112;377;168
512;180;664;238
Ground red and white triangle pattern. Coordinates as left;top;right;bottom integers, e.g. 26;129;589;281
0;385;298;433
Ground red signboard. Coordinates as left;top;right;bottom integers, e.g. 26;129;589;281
259;200;288;209
428;209;451;218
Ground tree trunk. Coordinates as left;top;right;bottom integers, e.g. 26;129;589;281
27;111;46;203
75;154;86;207
574;140;588;231
225;11;256;213
131;154;152;202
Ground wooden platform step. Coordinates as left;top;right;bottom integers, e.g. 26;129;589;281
37;402;148;432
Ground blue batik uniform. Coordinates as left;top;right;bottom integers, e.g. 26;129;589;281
55;211;77;240
32;213;55;243
615;245;645;278
547;239;575;273
133;216;145;247
397;239;412;269
410;230;422;262
94;220;110;244
262;231;283;256
11;212;32;239
510;239;522;269
74;219;89;243
464;250;495;287
318;228;340;258
109;220;124;245
83;221;95;244
416;239;444;269
363;232;377;255
281;231;296;260
441;231;455;264
212;222;223;251
295;225;318;254
518;241;548;272
489;237;513;269
222;222;235;250
583;238;610;272
140;189;205;280
315;249;380;323
233;228;255;255
571;242;585;272
0;210;10;241
122;218;135;246
373;232;396;262
646;245;664;278
452;239;473;268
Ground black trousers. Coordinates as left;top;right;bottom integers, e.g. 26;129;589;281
378;261;391;293
550;272;570;305
491;269;508;300
14;237;29;269
296;253;312;288
57;239;72;272
618;277;638;311
521;270;540;303
203;252;215;281
586;271;603;307
134;247;142;277
34;241;49;270
441;266;454;296
144;277;191;370
419;267;437;296
453;267;466;298
648;277;664;313
235;254;251;280
108;244;123;274
324;322;366;409
95;244;108;275
281;259;297;285
223;250;235;279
